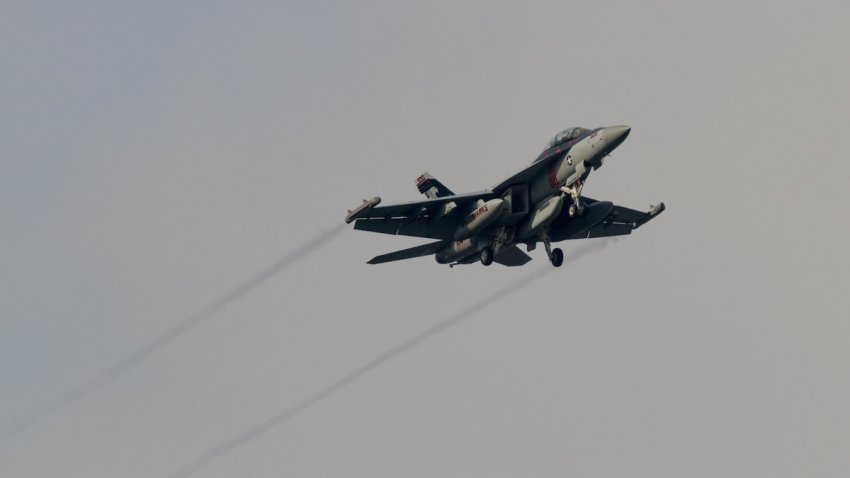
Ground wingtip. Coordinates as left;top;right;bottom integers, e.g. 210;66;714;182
650;202;666;216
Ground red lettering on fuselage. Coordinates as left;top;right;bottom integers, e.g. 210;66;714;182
462;204;490;226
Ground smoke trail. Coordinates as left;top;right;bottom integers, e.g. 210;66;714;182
167;239;612;478
0;224;345;441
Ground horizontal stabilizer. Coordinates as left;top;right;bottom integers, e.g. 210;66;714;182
367;240;448;265
493;245;532;267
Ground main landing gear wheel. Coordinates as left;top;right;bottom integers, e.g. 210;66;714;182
480;247;493;266
550;248;563;267
568;204;585;218
540;231;563;268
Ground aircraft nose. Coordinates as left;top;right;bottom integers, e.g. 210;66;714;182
586;125;630;168
604;125;631;148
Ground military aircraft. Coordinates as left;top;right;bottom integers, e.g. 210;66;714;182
345;125;664;267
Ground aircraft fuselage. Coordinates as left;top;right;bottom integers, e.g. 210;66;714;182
347;124;665;268
528;125;630;205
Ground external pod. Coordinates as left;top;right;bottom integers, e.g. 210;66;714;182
454;198;505;240
517;195;565;239
435;237;482;264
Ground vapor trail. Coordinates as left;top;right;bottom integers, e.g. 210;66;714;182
167;239;611;478
0;224;345;441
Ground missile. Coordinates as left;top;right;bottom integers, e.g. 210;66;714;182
345;196;382;223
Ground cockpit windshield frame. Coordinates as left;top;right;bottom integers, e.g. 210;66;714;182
544;127;591;151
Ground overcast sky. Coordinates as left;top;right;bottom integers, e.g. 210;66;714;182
2;1;849;476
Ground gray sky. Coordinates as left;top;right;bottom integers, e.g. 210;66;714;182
2;1;849;476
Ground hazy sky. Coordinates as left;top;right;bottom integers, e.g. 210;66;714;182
2;1;849;476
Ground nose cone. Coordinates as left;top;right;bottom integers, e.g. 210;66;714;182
604;125;631;150
585;125;631;168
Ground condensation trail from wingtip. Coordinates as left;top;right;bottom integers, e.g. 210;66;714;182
166;238;613;478
0;223;346;441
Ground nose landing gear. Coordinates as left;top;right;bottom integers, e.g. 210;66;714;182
561;180;585;218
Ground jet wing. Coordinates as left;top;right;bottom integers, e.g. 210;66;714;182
351;190;496;240
573;199;665;239
354;217;457;240
352;190;496;220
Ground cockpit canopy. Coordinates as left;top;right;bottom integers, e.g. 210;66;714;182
544;127;590;151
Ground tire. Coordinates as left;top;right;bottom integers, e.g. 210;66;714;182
480;247;494;266
550;248;564;267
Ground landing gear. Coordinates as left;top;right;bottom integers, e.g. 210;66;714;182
540;231;564;268
561;180;585;217
550;248;564;267
492;226;516;256
480;247;493;266
567;203;584;218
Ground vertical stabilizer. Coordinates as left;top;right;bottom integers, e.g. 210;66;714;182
415;172;455;199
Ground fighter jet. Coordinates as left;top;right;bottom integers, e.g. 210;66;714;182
345;125;664;267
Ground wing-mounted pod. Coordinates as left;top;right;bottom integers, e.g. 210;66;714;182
345;197;382;224
516;195;565;239
453;198;505;240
